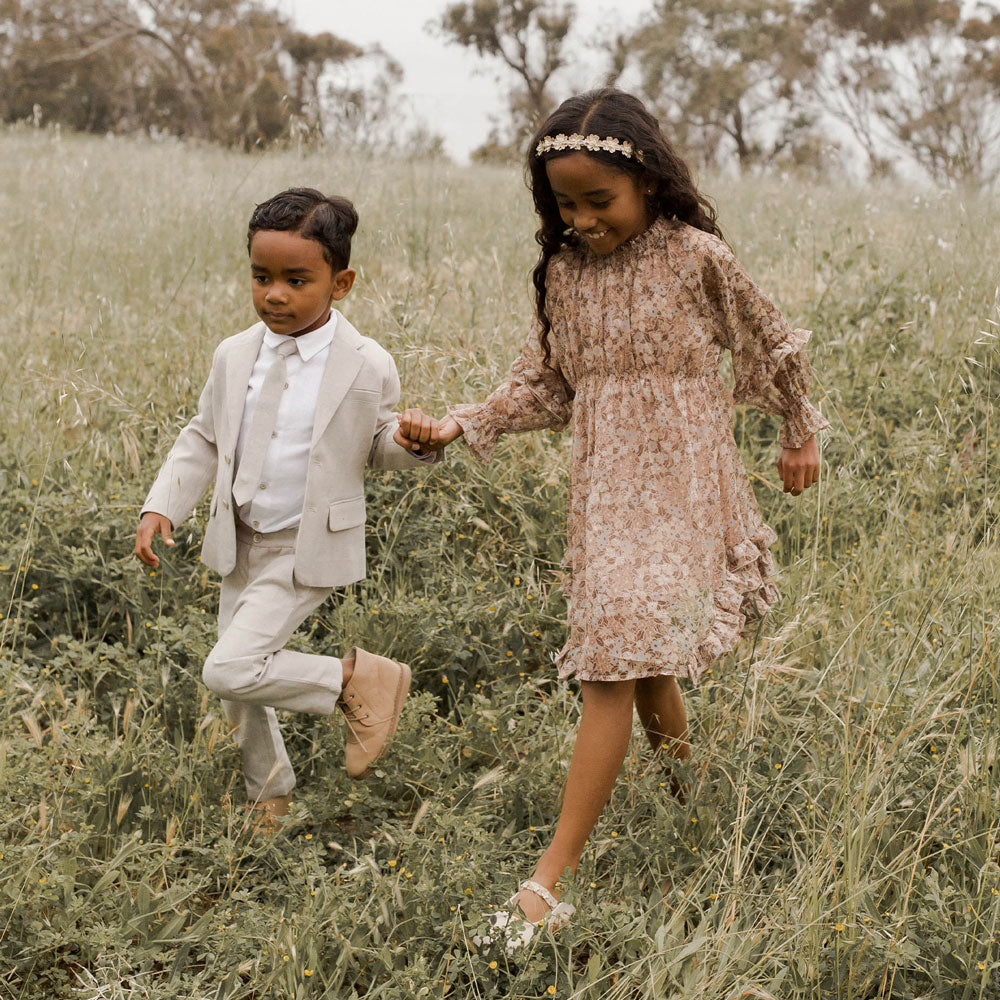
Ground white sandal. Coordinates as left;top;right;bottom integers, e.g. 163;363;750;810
473;879;576;955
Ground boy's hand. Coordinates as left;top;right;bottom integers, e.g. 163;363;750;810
394;410;463;453
394;408;464;453
394;408;439;453
135;512;174;568
776;436;820;496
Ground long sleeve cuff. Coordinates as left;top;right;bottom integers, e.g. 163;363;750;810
779;398;830;449
771;343;831;448
447;403;500;464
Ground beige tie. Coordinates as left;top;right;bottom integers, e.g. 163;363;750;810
232;338;297;508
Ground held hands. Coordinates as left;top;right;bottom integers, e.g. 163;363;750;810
135;512;174;568
393;408;464;454
776;436;820;496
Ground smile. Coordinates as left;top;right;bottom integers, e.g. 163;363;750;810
581;229;609;240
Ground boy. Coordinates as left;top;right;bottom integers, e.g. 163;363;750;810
135;188;441;823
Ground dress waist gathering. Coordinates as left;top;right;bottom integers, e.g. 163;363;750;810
572;369;723;386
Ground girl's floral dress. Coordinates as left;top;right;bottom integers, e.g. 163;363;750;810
449;217;830;683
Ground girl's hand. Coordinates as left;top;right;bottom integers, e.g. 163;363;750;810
436;416;463;446
135;512;174;568
776;436;819;496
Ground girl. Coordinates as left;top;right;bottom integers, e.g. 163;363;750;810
399;88;829;936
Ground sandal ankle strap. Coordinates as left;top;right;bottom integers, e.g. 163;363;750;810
520;879;559;909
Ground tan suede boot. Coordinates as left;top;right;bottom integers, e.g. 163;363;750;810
338;646;411;778
246;794;291;836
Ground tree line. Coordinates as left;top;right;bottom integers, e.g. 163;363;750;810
0;0;431;152
3;0;998;183
441;0;1000;185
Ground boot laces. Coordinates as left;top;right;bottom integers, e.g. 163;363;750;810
340;689;370;724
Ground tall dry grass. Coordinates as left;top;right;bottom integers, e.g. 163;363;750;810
0;126;998;999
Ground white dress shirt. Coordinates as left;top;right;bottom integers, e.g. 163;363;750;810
234;314;335;532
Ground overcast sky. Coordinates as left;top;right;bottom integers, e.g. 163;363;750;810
277;0;653;160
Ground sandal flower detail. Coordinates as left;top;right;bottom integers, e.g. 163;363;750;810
473;880;576;955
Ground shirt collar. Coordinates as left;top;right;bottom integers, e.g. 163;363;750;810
262;311;337;362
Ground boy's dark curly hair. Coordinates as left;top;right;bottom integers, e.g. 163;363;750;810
247;188;359;272
528;88;723;369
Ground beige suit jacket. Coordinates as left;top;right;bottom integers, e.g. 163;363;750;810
141;310;440;587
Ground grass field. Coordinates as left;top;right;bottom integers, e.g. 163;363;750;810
0;125;998;999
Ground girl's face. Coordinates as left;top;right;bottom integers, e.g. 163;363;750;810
249;229;354;337
545;152;653;255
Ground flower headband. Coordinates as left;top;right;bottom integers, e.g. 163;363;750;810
535;132;645;163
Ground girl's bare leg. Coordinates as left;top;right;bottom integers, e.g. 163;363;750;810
510;679;636;922
634;674;690;759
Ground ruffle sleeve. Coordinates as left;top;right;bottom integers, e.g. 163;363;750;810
447;323;574;463
704;243;830;449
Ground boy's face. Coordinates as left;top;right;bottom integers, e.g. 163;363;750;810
249;229;355;337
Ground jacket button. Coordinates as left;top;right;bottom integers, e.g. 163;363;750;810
225;455;231;464
223;500;229;510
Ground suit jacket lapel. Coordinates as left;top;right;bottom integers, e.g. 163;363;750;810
224;323;266;451
311;311;365;446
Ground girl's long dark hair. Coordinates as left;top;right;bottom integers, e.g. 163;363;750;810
528;88;723;368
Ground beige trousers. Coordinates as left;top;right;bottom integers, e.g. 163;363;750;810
203;522;343;801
